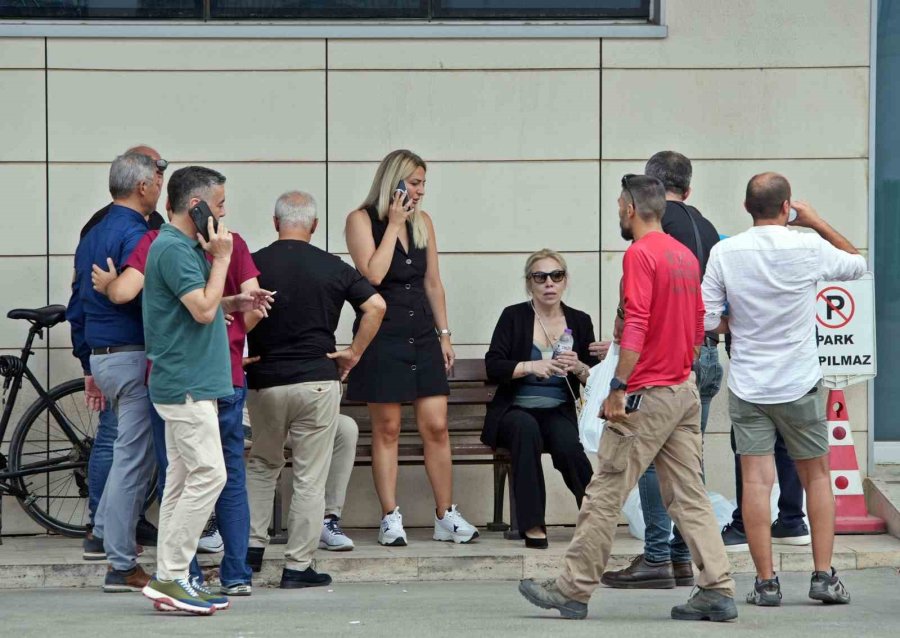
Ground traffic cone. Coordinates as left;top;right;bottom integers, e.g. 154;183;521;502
827;389;885;534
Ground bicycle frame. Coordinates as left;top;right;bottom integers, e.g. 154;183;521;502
0;324;91;490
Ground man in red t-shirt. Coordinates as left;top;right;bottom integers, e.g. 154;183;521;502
518;175;736;623
93;219;260;595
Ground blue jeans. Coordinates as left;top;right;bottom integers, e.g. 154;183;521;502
88;406;117;525
151;387;252;586
639;344;723;563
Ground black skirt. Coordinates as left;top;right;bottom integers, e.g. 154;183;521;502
346;307;450;403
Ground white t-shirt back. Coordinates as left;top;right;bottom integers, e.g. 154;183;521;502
702;225;866;404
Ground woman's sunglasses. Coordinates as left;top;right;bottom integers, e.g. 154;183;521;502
528;270;567;284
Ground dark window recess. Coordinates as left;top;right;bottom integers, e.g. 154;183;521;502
0;0;650;20
0;1;203;19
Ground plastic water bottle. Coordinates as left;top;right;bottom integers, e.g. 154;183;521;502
552;329;574;377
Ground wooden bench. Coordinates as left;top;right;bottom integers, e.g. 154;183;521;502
269;359;522;541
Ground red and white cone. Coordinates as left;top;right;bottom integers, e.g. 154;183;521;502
827;389;885;534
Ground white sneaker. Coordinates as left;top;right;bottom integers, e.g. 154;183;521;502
378;507;408;546
197;516;224;554
319;516;355;551
433;505;479;544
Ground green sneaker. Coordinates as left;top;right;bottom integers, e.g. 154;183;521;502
189;577;230;610
142;577;217;616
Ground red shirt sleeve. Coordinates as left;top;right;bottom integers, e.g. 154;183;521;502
232;233;260;286
620;245;655;353
695;287;706;347
123;230;158;274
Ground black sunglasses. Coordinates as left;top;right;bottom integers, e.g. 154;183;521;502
528;270;567;284
155;159;169;172
621;173;637;207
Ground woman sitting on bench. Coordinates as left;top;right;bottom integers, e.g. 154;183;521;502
482;249;596;549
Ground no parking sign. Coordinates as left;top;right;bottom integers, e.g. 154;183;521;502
816;272;876;387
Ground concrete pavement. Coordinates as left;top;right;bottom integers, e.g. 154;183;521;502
1;569;898;637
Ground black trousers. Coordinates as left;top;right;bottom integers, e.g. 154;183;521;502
495;406;593;536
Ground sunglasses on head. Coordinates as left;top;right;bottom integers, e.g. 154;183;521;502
155;159;169;172
621;173;637;206
528;270;567;284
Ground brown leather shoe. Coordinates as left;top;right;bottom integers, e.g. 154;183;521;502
103;564;151;592
600;554;676;589
673;561;695;586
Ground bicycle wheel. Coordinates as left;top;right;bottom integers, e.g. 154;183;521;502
8;378;97;536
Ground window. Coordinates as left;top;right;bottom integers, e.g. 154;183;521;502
0;0;651;20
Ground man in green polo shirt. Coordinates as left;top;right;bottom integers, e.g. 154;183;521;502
140;166;271;616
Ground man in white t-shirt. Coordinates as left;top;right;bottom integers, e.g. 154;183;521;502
702;172;865;608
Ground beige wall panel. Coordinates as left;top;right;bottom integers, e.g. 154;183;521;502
604;0;870;69
48;71;325;162
334;252;600;346
0;71;46;162
47;256;73;349
49;346;84;388
48;162;327;255
0;39;44;68
598;250;623;339
329;70;600;161
0;257;47;350
600;159;869;251
48;38;325;70
327;161;600;253
329;39;599;70
602;68;868;161
0;164;46;255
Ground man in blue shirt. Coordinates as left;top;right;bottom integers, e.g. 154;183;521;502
69;151;161;593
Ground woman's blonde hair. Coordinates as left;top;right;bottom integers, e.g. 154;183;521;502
359;149;429;249
523;249;568;295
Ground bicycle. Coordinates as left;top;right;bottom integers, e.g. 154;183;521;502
0;304;152;539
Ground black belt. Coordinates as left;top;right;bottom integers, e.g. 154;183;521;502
91;345;144;355
703;331;719;347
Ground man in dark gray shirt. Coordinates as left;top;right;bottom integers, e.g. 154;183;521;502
244;191;385;590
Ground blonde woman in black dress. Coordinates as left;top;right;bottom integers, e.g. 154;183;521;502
345;149;478;546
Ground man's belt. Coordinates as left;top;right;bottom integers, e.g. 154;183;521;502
703;331;719;347
91;345;144;355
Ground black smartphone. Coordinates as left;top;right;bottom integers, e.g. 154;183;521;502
394;179;410;207
188;200;218;243
625;393;643;414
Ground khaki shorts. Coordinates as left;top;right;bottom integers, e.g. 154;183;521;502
728;384;828;460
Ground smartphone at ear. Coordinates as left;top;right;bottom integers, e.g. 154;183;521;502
189;201;218;243
394;180;410;207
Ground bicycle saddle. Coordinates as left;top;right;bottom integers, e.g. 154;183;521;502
7;305;67;328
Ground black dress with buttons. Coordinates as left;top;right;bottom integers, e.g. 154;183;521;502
346;208;450;403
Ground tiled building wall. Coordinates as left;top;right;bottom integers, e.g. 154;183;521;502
0;0;872;532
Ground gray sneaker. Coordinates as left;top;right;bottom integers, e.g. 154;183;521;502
746;576;782;606
671;587;738;622
809;568;851;604
517;578;587;620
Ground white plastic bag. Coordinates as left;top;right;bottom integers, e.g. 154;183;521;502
578;343;619;454
623;488;738;541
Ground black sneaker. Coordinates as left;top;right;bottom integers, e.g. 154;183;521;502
771;519;811;546
279;566;332;589
721;523;748;552
83;529;106;561
246;547;265;573
135;517;158;547
809;567;851;604
746;576;782;606
671;588;738;622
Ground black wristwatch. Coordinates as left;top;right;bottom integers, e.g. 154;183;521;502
609;377;628;392
616;306;625;320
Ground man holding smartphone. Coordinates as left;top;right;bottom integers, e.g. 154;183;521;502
139;166;270;615
703;173;864;606
518;175;736;623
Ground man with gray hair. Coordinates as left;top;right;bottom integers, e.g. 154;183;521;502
244;190;385;589
69;151;162;592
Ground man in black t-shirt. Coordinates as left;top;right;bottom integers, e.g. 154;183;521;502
244;190;385;590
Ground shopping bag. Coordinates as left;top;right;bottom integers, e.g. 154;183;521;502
578;343;619;454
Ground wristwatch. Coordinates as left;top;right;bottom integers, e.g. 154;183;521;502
437;328;452;337
609;377;628;392
616;306;625;320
